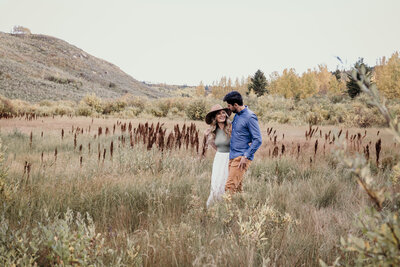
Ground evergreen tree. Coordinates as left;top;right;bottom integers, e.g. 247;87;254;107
248;70;268;96
346;58;373;98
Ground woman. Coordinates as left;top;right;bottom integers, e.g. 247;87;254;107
204;104;232;207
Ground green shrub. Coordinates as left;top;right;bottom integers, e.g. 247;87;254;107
76;103;93;116
81;93;103;113
0;209;141;266
185;98;207;120
103;99;127;114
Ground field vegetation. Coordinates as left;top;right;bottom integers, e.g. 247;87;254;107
0;109;397;265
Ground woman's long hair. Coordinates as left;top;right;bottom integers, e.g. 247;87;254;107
207;110;231;145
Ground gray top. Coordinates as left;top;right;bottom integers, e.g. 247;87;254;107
214;128;230;153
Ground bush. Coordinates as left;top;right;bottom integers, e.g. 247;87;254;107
76;103;93;116
185;99;208;120
81;93;103;113
103;99;127;114
0;96;16;117
0;209;141;266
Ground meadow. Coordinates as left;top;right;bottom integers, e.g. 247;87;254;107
0;115;396;266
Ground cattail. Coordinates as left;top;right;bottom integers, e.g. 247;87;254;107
314;139;318;156
274;136;277;146
54;147;58;162
74;133;77;151
41;131;43;138
365;144;370;161
23;161;27;176
281;144;285;155
130;133;134;147
41;151;44;163
61;129;64;140
80;156;83;167
88;143;91;154
166;132;175;150
113;124;116;135
103;148;106;163
98;127;102;137
282;133;285;140
201;134;207;157
105;127;110;135
29;131;33;148
25;161;32;182
272;146;279;157
195;131;199;154
310;128;315;138
377;130;380;136
346;130;349;139
110;141;114;159
297;144;300;158
79;144;82;153
338;129;342;139
375;139;381;166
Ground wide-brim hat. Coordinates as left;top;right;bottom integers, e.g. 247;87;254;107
205;104;232;124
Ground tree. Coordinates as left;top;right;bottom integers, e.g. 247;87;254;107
374;52;400;99
11;25;31;35
346;58;373;98
248;70;268;96
195;81;205;96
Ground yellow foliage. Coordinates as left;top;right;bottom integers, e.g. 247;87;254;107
269;69;302;98
374;51;400;99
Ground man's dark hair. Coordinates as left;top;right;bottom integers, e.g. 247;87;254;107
223;91;243;106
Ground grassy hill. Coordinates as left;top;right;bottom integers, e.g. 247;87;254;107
0;31;169;102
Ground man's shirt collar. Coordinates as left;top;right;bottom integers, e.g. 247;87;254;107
237;106;247;115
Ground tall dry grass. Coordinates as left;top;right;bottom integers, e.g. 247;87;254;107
0;118;395;266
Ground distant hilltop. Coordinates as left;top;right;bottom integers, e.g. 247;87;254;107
0;31;170;102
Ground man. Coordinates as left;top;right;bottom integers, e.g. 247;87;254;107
223;91;262;193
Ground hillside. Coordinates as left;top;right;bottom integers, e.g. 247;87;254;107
0;31;169;102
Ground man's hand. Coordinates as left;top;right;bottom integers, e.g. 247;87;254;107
238;156;248;170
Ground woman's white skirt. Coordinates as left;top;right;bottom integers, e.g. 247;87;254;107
207;151;230;207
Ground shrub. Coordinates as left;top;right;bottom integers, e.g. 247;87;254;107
0;96;16;116
103;99;127;114
185;98;208;120
76;103;93;116
0;209;141;266
81;93;103;113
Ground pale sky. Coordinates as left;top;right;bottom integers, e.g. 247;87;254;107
1;0;399;85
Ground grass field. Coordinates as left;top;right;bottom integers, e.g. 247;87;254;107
0;116;396;266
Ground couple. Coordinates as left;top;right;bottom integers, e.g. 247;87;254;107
205;91;262;207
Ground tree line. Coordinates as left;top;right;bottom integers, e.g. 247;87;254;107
196;51;400;100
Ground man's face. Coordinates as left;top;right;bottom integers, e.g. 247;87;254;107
227;103;238;113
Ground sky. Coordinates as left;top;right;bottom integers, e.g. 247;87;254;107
1;0;399;85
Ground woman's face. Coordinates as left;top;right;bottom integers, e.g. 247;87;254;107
215;110;226;123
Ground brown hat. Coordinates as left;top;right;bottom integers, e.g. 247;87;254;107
205;104;232;124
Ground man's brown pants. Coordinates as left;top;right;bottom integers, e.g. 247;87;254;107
225;156;252;193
